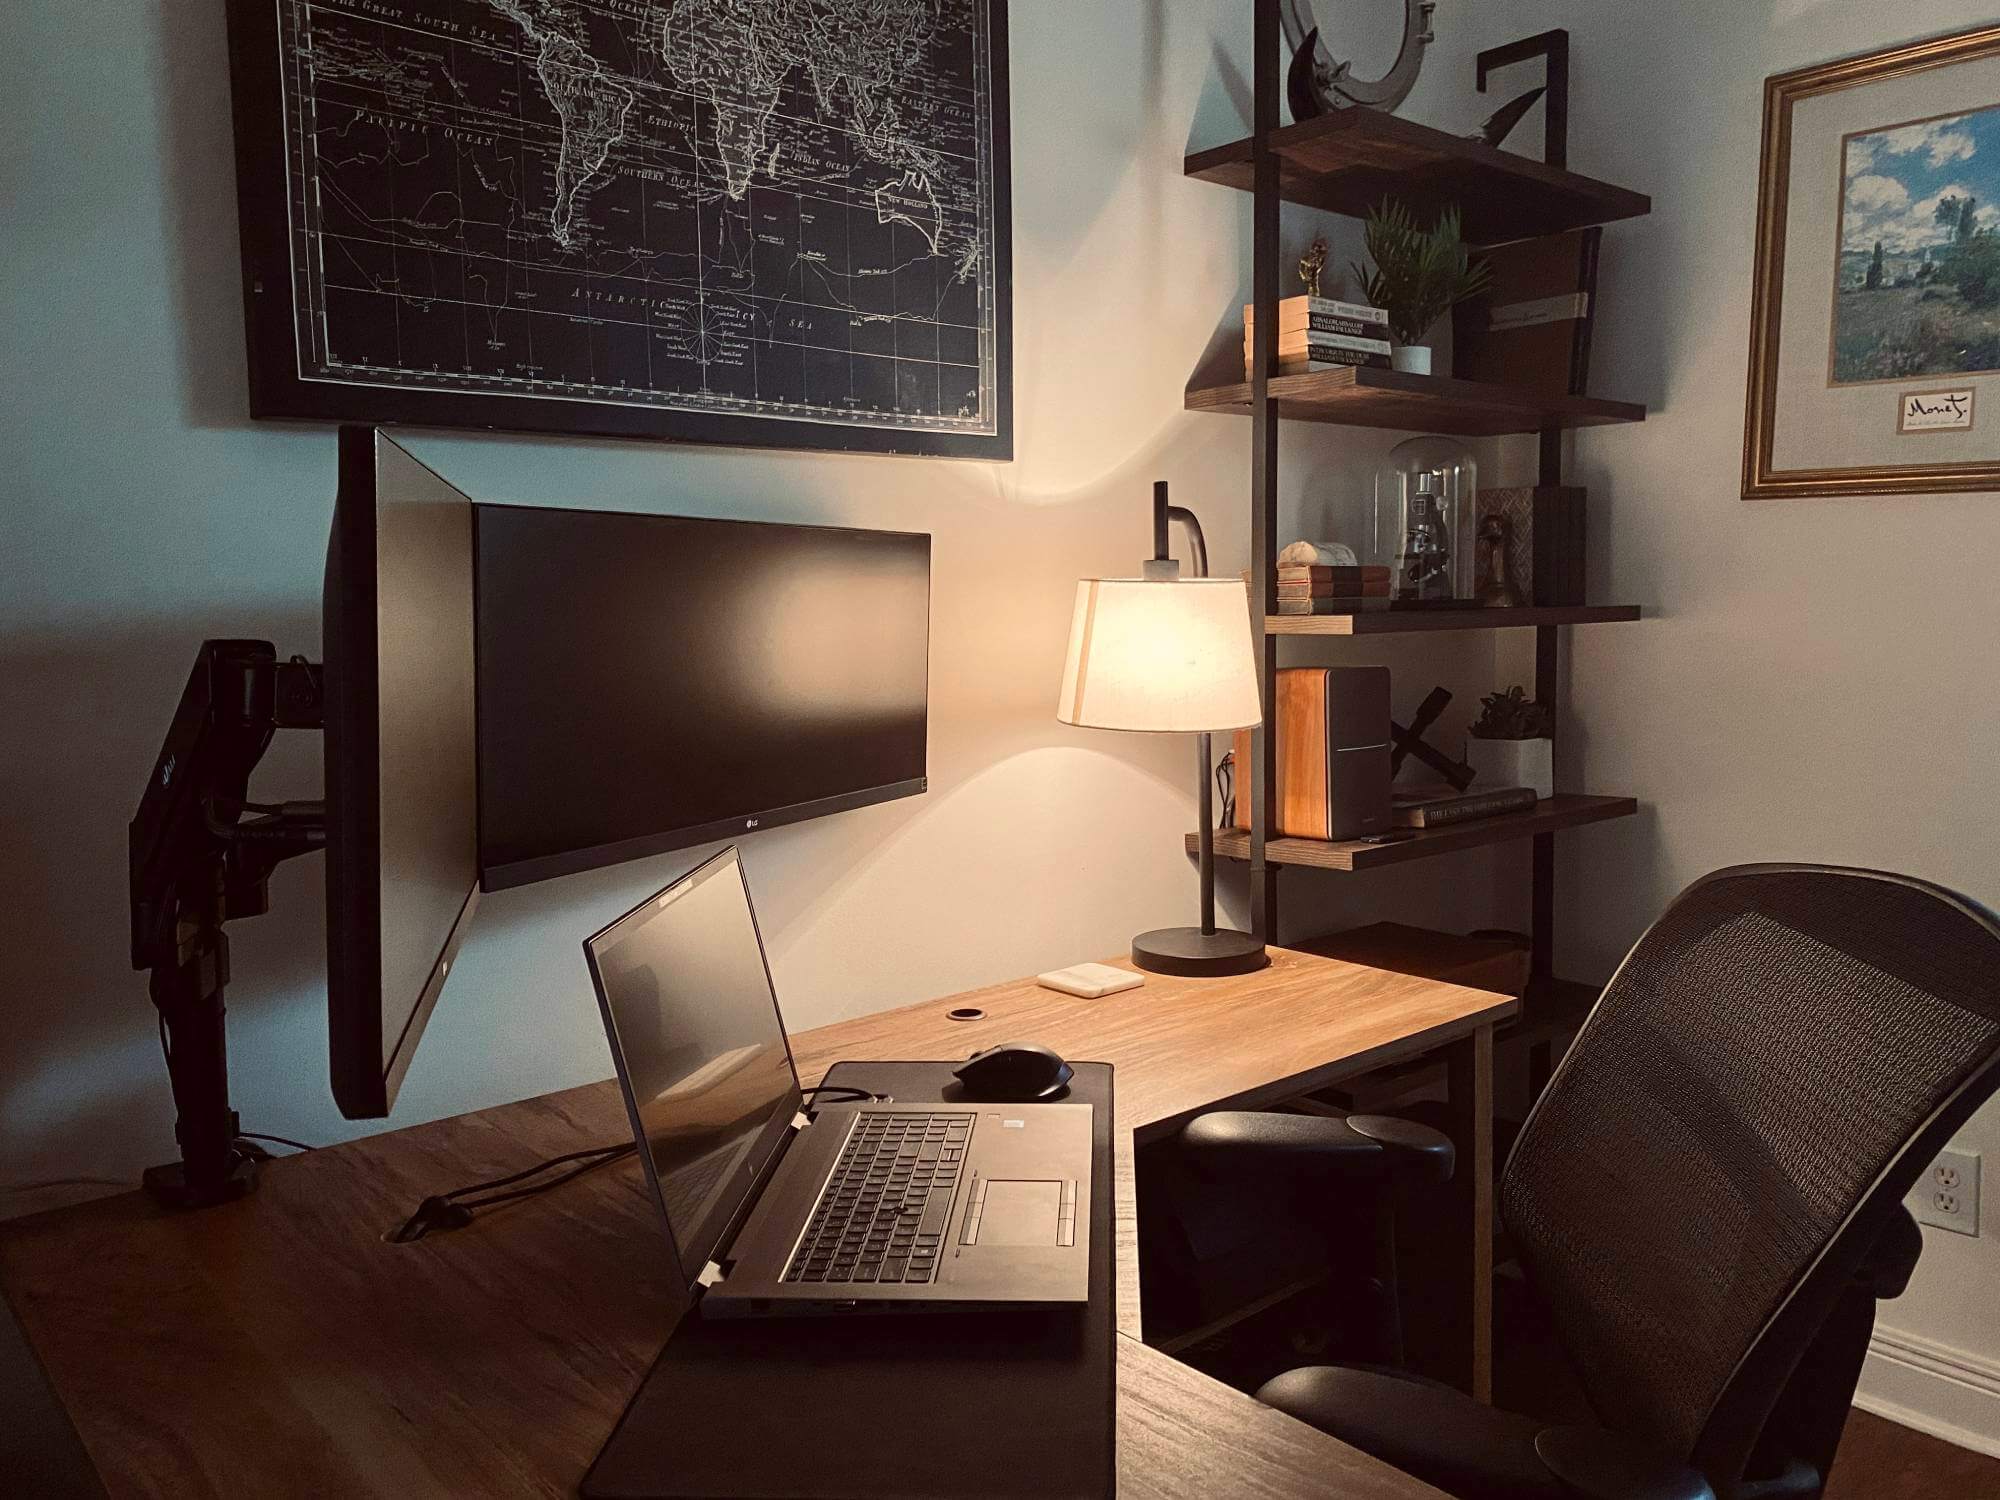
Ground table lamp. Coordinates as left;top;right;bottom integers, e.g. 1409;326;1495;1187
1057;482;1268;977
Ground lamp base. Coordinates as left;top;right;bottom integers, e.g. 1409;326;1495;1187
1131;926;1269;978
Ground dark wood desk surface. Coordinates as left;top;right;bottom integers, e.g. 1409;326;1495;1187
2;948;1509;1498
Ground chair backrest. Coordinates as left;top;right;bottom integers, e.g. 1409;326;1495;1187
1500;865;2000;1485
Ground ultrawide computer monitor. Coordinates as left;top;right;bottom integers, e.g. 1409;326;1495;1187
474;504;930;890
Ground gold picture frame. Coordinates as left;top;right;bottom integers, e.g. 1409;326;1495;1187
1743;25;2000;500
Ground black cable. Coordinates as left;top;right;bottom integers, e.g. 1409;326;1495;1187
392;1141;638;1243
237;1132;317;1153
450;1146;636;1213
389;1086;886;1244
799;1084;878;1104
1217;749;1236;828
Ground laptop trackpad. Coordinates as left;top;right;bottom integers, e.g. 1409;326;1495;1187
976;1180;1062;1246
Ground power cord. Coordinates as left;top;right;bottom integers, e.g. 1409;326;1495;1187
390;1083;884;1243
392;1142;637;1243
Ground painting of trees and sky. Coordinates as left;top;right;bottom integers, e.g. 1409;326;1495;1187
1833;103;2000;384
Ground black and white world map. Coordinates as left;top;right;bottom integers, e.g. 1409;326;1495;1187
271;0;1003;438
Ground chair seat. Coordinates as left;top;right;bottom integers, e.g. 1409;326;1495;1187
1257;1364;1566;1499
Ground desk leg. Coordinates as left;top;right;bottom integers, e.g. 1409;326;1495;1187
1445;1024;1495;1403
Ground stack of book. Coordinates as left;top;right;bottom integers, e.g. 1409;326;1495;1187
1244;296;1392;377
1275;562;1391;615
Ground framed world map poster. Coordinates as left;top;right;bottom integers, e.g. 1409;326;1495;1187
225;0;1013;459
1743;25;2000;498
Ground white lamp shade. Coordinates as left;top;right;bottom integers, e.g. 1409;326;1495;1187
1056;577;1262;732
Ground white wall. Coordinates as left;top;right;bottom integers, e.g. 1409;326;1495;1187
1453;0;2000;1457
3;2;1523;1213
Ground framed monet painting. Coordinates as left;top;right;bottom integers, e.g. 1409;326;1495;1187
1744;26;2000;499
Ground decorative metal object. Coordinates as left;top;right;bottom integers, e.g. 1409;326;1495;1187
1473;86;1546;151
1474;513;1520;608
1473;30;1569;165
1299;235;1330;300
1390;686;1476;791
1282;0;1435;122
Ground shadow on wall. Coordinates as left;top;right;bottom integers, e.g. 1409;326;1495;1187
0;611;324;1181
154;0;250;432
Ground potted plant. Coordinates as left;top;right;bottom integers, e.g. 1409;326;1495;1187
1465;685;1554;799
1352;200;1492;374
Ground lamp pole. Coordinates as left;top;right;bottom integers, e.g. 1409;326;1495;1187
1152;480;1217;939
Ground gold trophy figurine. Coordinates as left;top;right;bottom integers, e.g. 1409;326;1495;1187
1298;235;1328;299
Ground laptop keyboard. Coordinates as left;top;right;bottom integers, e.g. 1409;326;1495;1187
783;1113;973;1286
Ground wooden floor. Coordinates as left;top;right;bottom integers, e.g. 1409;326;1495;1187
1827;1410;2000;1498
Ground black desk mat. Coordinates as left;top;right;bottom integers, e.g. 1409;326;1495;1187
583;1060;1115;1500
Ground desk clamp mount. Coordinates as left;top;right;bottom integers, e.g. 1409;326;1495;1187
129;640;326;1209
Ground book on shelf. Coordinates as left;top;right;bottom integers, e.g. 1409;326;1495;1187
1391;785;1538;828
1245;312;1381;338
1274;596;1391;615
1244;295;1389;327
1269;355;1393;376
1452;227;1602;399
1278;564;1390;588
1248;331;1394;357
1277;582;1389;600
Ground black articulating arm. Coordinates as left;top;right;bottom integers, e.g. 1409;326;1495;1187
129;640;325;1208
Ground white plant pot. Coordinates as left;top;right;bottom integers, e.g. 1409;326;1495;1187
1465;737;1554;800
1391;345;1432;375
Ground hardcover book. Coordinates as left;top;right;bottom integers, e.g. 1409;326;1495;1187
1391;785;1538;827
1452;228;1602;398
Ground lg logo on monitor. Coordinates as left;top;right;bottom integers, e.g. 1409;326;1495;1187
745;818;760;829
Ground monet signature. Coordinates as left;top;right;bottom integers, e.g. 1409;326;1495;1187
1906;393;1971;420
1901;389;1975;432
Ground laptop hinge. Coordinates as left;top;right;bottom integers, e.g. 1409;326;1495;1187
697;1260;727;1289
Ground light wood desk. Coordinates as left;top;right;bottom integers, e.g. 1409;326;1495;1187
1;947;1512;1498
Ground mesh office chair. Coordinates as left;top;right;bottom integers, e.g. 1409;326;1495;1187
1181;865;2000;1500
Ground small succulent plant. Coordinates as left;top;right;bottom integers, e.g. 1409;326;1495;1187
1469;685;1554;740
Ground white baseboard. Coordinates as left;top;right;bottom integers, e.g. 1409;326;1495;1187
1855;1325;2000;1460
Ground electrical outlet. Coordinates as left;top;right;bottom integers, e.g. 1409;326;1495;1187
1911;1147;1981;1236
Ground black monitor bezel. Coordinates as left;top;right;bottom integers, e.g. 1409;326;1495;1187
325;426;480;1118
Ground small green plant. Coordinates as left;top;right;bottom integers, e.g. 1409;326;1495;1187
1469;685;1553;740
1351;200;1493;346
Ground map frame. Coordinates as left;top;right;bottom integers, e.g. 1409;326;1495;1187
223;0;1014;460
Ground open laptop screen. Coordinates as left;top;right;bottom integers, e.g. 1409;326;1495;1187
584;848;803;1282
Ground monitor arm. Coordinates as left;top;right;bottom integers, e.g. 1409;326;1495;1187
129;640;326;1208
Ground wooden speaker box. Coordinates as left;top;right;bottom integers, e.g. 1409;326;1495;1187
1232;667;1392;841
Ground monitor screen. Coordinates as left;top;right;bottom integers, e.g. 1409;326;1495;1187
584;848;802;1281
474;504;929;889
324;428;480;1120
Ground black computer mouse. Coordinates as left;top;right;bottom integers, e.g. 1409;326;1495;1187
952;1042;1073;1102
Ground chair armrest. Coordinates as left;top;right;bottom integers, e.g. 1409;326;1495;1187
1534;1426;1718;1500
1257;1366;1715;1500
1860;1205;1922;1299
1179;1111;1454;1185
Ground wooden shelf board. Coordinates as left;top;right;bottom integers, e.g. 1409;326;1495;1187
1188;795;1638;873
1184;108;1651;244
1186;366;1645;435
1266;604;1641;636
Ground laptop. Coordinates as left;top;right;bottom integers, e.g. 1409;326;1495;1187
584;846;1093;1316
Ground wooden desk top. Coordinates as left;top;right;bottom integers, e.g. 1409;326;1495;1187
2;949;1507;1499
